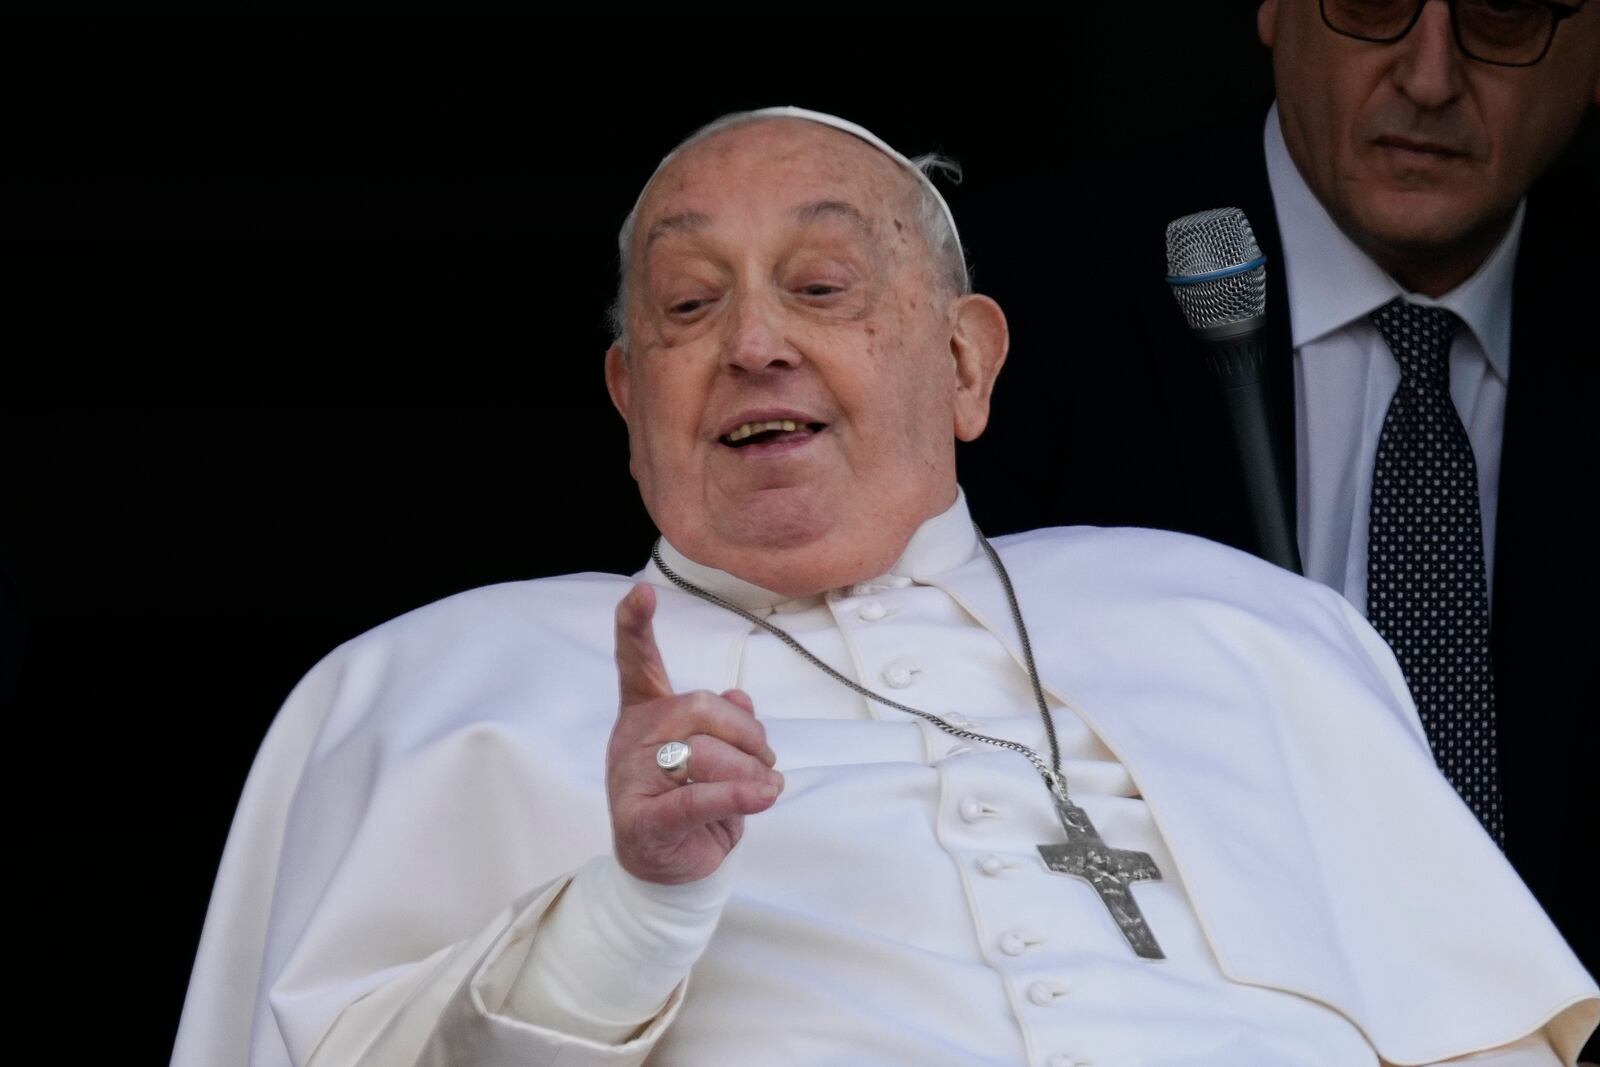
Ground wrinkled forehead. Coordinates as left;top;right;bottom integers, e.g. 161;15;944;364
626;109;961;256
634;117;919;245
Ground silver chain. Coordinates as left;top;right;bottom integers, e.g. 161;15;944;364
649;526;1070;802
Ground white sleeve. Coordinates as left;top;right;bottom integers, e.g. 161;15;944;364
299;856;728;1067
172;635;722;1067
504;853;733;1042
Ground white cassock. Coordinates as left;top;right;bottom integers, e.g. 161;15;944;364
172;491;1597;1067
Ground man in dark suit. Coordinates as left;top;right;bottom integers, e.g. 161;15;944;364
1034;0;1599;1054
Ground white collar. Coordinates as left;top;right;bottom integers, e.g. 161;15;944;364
649;487;980;613
1263;102;1521;381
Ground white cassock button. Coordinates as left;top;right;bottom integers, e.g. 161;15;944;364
882;661;918;688
958;796;999;823
944;713;970;728
1045;1056;1090;1067
857;601;887;621
975;854;1012;877
998;930;1043;956
1027;980;1069;1007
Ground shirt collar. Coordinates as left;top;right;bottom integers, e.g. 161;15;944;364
648;487;980;613
1263;102;1520;381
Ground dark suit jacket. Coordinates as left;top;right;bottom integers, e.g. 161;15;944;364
1006;106;1596;1046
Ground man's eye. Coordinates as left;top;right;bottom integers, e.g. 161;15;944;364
669;299;710;315
798;284;842;297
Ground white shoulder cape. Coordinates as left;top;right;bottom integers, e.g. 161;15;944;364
172;526;1599;1066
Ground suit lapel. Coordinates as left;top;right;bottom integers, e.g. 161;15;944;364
1492;184;1586;910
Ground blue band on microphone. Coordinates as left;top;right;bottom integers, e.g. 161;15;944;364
1165;255;1268;286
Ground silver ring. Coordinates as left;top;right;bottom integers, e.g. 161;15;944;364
655;740;692;782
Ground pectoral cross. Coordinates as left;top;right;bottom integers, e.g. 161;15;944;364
1037;793;1165;959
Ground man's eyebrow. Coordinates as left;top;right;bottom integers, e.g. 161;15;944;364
793;200;876;242
644;211;711;250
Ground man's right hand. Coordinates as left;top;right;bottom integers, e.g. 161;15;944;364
608;583;784;885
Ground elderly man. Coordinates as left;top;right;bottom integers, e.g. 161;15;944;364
173;109;1596;1067
1047;3;1598;1049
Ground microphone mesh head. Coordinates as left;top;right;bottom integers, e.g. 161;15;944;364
1165;207;1267;332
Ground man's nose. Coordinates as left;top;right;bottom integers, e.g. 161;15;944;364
722;289;801;374
1392;0;1466;109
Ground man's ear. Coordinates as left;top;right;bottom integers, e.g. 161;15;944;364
1258;0;1280;48
605;342;631;423
950;294;1009;443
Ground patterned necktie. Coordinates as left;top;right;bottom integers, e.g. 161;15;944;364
1367;299;1503;845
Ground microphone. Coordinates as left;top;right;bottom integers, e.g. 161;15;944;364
1164;207;1301;573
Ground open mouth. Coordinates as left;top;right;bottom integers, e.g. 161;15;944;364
719;419;828;449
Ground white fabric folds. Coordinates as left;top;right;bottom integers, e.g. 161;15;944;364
173;525;1598;1066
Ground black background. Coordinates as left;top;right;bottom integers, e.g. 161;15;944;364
6;8;1576;1062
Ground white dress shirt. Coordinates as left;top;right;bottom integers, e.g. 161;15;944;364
171;494;1596;1067
1265;103;1522;612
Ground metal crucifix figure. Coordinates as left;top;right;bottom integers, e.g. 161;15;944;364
1037;792;1166;959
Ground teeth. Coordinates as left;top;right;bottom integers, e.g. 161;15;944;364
726;419;801;442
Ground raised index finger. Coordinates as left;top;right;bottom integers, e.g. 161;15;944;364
615;583;673;707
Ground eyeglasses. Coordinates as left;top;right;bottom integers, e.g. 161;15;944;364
1320;0;1588;66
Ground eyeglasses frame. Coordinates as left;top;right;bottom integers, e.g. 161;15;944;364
1318;0;1589;67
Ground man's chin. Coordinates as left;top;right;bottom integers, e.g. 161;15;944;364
1338;187;1512;293
714;487;837;552
649;485;833;561
1348;191;1483;251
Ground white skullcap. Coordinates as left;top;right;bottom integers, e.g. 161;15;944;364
627;105;962;254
